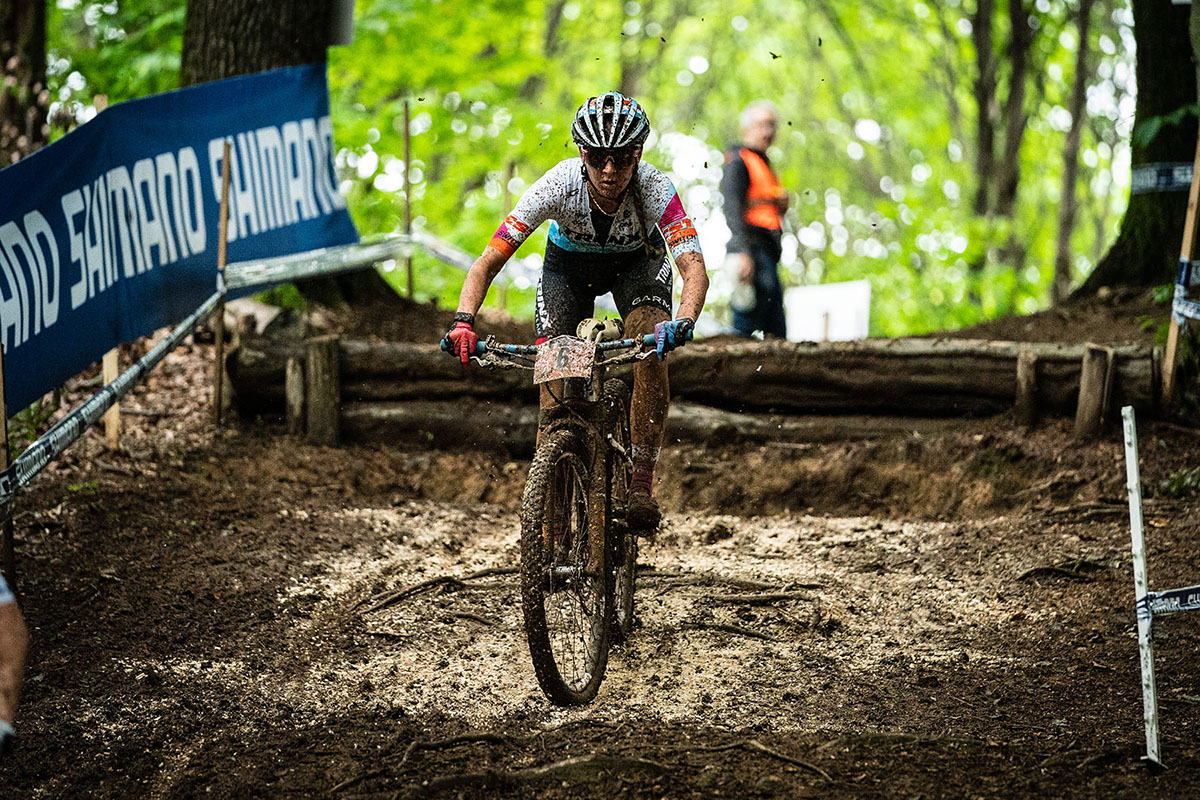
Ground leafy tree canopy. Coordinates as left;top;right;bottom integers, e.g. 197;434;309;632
46;0;1138;336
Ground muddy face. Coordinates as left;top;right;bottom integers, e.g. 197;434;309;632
581;146;640;202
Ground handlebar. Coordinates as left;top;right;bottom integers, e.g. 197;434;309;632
440;329;693;357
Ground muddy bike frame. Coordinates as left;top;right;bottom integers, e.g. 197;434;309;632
441;330;660;702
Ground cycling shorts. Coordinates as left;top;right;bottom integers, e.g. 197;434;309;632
534;241;673;339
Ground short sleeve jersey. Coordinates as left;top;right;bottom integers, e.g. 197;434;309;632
489;159;701;261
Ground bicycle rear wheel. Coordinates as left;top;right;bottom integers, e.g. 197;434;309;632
604;378;637;644
520;428;612;705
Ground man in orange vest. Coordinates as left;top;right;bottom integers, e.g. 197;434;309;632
721;101;789;338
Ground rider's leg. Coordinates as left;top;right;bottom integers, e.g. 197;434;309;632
622;304;669;528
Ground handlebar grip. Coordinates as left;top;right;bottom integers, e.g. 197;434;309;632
640;327;695;347
440;338;487;355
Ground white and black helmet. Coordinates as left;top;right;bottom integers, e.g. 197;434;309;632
571;92;650;149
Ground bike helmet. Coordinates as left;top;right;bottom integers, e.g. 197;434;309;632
571;92;650;149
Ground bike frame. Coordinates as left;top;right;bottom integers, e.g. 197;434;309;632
453;334;654;575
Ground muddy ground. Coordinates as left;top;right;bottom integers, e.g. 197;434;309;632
6;295;1200;798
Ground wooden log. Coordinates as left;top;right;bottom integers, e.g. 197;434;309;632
1014;347;1038;428
341;401;538;456
285;358;305;436
1074;343;1113;439
306;336;341;446
230;337;1158;419
340;400;979;453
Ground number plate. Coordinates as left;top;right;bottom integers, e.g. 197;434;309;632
534;336;596;384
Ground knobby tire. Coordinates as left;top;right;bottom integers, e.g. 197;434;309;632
520;428;613;705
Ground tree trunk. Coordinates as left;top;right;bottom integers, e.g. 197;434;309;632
1053;0;1095;303
180;0;401;308
1080;0;1198;293
0;0;47;165
972;0;997;219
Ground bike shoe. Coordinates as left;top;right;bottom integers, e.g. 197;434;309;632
627;490;661;534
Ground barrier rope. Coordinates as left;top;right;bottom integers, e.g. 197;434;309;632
0;291;223;503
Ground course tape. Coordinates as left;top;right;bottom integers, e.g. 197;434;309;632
0;291;223;503
1131;162;1193;195
1137;584;1200;620
224;232;545;292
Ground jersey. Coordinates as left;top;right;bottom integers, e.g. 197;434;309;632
489;159;702;262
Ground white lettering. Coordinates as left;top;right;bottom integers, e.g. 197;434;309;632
84;176;109;298
256;126;288;227
61;189;88;310
178;146;207;255
0;222;40;337
281;121;313;222
132;158;168;270
318;116;346;210
154;151;185;260
24;211;59;328
107;166;143;278
0;246;23;350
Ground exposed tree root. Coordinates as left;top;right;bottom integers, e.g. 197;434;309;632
399;754;667;798
397;732;510;766
708;591;812;605
670;738;831;781
358;567;518;614
682;622;778;641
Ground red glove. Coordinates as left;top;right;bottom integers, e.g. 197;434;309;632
446;320;478;365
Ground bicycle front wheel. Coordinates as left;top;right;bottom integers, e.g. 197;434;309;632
520;428;612;705
604;378;637;644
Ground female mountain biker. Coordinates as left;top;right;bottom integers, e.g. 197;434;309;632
445;92;709;532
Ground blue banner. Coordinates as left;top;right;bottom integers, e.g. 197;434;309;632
0;63;359;414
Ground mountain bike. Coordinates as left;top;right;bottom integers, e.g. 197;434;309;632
443;322;667;704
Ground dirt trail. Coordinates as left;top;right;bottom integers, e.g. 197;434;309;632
4;338;1200;798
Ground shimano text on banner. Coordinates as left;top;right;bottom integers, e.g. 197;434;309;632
0;63;359;414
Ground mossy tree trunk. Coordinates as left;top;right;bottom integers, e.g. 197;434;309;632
181;0;401;308
1079;0;1198;293
0;0;48;165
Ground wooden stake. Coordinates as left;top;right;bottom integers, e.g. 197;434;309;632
1162;132;1200;405
0;343;13;590
285;357;305;436
306;336;341;446
403;100;414;299
1015;346;1038;428
1075;343;1114;439
103;348;120;449
213;140;232;426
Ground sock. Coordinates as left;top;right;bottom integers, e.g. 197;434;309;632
630;444;658;496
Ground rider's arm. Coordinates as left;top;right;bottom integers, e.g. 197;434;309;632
455;163;565;316
674;251;709;322
456;245;510;318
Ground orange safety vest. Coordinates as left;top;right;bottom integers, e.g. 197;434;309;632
739;148;783;231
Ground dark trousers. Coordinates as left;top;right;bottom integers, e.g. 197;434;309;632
732;241;787;339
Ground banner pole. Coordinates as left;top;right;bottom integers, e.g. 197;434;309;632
0;343;12;590
1163;132;1200;405
404;99;413;299
213;140;232;426
1123;406;1161;764
93;96;122;451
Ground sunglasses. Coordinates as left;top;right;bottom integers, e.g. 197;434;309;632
581;147;639;170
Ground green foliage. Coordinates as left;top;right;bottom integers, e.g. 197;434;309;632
1156;467;1200;499
46;0;1137;337
254;284;308;312
1133;104;1200;149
